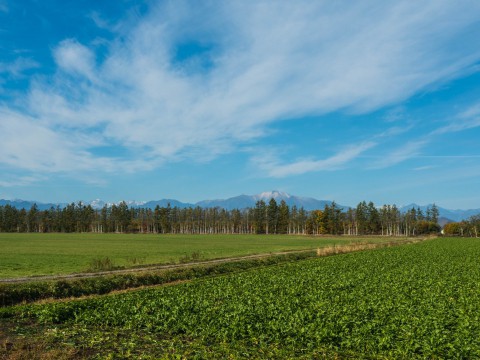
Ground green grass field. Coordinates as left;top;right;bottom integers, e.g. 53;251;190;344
2;237;479;359
0;233;395;279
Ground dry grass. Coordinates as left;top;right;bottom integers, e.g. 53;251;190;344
0;343;79;360
316;237;429;257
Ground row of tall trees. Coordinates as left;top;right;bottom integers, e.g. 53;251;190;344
306;201;440;236
0;199;442;236
443;215;480;237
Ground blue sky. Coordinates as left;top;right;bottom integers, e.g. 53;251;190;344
1;1;480;209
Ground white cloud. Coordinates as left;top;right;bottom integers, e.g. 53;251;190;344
0;109;154;174
0;58;39;77
374;126;413;139
383;107;407;123
413;165;438;171
433;118;480;135
370;102;480;169
371;140;428;169
0;175;46;187
53;39;96;79
2;0;480;177
432;103;480;135
253;142;376;177
89;11;113;32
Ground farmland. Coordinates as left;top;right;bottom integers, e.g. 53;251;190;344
0;233;395;279
2;237;480;359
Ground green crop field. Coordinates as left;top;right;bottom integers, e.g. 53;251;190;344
0;233;392;279
2;237;479;359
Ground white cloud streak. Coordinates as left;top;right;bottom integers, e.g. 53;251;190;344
371;140;428;169
371;101;480;168
1;0;480;177
0;58;39;77
0;175;46;187
432;104;480;135
253;142;376;177
412;165;438;171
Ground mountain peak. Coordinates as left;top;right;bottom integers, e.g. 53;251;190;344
254;190;291;200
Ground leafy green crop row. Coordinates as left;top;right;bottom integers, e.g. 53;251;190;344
3;238;480;359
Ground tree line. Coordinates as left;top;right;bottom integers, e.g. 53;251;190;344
443;216;480;237
0;199;443;236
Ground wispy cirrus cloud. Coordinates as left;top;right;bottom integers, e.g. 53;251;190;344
370;101;480;168
373;125;413;139
371;140;428;169
1;0;480;178
253;142;376;177
0;175;46;188
412;165;438;171
0;58;39;77
431;104;480;135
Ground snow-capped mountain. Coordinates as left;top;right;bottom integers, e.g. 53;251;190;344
89;199;107;209
254;191;291;200
195;191;341;211
87;200;147;210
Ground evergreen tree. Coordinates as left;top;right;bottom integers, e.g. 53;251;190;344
267;198;278;234
254;200;267;234
431;203;439;224
367;202;380;235
277;200;289;234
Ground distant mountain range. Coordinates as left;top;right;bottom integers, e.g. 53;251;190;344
194;191;338;211
1;191;479;222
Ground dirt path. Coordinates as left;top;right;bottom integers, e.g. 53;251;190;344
0;237;428;284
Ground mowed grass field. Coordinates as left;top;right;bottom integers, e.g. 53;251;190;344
0;233;396;279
